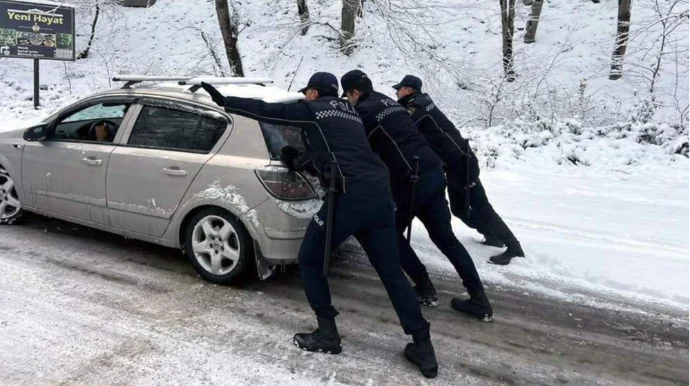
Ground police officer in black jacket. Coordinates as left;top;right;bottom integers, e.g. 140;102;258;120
394;75;525;266
199;73;438;379
340;70;493;322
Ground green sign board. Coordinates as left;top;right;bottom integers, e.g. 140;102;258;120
0;0;76;61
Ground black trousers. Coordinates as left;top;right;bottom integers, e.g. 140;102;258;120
393;168;485;297
446;166;517;244
297;191;429;335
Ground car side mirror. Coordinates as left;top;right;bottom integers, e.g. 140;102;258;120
23;125;47;142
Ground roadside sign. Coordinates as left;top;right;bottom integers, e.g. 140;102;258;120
0;0;75;61
0;0;76;108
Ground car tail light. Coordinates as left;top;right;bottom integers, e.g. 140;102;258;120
255;166;317;200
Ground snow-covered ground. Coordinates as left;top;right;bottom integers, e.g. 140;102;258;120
0;0;687;312
0;217;687;385
414;162;689;312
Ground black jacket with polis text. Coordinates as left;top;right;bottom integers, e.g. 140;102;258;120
222;95;392;202
353;91;441;188
398;92;475;167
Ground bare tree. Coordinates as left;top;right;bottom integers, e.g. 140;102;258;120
499;0;517;81
357;0;366;17
77;3;100;59
297;0;310;36
215;0;244;76
649;0;688;92
341;0;357;55
524;0;545;44
609;0;632;80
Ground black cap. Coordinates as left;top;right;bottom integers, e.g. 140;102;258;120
298;72;339;95
392;75;422;91
340;69;372;97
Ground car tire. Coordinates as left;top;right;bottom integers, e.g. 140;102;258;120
183;207;253;285
0;166;23;225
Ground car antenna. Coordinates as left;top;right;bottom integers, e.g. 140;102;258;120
287;56;304;92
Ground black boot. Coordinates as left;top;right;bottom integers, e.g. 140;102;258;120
489;237;524;266
404;330;438;378
451;290;493;323
414;275;439;307
481;234;505;248
293;316;342;354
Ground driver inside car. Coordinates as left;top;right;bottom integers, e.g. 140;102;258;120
89;120;117;142
94;122;110;141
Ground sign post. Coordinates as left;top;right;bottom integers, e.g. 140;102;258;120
33;58;38;108
0;0;76;108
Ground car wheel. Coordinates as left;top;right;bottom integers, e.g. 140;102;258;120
0;167;23;225
184;208;252;285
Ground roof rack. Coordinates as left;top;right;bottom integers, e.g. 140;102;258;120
112;75;275;91
112;75;192;89
180;77;275;92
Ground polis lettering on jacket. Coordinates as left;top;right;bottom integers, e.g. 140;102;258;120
380;99;397;107
329;100;356;114
7;12;64;26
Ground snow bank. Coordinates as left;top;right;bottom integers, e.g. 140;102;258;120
468;117;689;172
413;164;689;311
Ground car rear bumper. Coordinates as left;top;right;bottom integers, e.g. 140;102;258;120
240;197;322;265
257;237;303;265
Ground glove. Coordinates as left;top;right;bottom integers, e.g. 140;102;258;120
200;82;226;106
280;146;301;170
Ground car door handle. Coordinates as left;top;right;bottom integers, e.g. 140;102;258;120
13;144;23;150
82;157;103;166
163;167;188;177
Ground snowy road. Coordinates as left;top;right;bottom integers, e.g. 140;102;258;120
0;215;687;386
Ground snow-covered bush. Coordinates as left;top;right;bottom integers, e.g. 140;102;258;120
467;114;689;170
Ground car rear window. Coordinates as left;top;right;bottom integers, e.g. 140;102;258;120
259;122;306;160
128;104;227;153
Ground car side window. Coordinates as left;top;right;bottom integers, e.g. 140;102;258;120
259;123;307;160
128;104;227;153
51;102;131;143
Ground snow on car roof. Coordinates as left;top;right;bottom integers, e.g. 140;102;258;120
217;84;305;104
149;82;304;104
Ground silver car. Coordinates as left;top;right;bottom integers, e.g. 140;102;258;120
0;80;323;283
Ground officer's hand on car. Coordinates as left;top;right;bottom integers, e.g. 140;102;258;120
200;82;226;107
280;146;301;171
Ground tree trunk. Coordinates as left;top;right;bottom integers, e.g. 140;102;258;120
341;0;357;55
524;0;544;44
77;4;100;59
357;0;365;17
297;0;310;36
609;0;632;80
215;0;244;77
499;0;516;81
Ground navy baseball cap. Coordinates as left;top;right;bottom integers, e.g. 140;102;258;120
340;69;372;97
299;72;340;95
392;75;422;91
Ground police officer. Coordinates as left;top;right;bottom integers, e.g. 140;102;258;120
340;70;493;322
393;75;525;266
199;73;438;379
